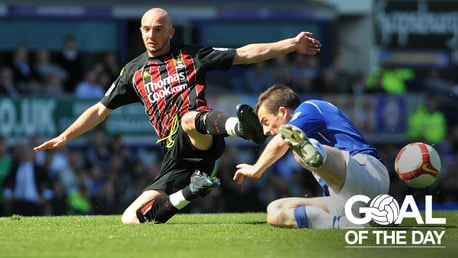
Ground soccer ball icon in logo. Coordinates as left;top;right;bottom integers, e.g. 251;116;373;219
394;142;441;189
369;194;400;225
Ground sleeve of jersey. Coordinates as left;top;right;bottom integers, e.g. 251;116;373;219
196;47;236;72
100;65;139;110
289;102;325;136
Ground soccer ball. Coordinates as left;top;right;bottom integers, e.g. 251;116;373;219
394;142;441;189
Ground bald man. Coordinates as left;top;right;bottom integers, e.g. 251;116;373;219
34;8;322;224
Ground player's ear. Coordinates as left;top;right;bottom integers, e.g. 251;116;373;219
169;27;175;39
278;106;288;118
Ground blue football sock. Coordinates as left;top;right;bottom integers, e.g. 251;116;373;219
295;205;367;229
294;206;309;228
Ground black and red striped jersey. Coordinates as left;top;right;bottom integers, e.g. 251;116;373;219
101;42;236;142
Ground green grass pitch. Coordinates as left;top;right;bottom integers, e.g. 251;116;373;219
0;212;456;258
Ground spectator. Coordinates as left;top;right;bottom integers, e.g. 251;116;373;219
39;148;69;215
74;68;105;99
63;149;92;215
292;54;319;84
446;79;458;98
84;128;110;170
242;62;274;93
42;72;66;96
98;70;113;92
422;67;448;96
0;66;21;97
366;60;415;94
407;96;447;145
329;55;352;94
58;149;83;194
0;137;12;216
56;35;83;93
123;156;158;207
3;144;53;216
350;71;367;95
8;44;40;94
34;48;68;85
69;166;93;215
102;51;121;83
439;151;458;203
314;67;338;93
294;74;314;94
271;55;294;86
365;73;388;94
217;145;264;212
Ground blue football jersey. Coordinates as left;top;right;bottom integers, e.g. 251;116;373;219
289;99;383;161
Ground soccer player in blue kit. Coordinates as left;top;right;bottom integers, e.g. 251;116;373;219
234;85;390;229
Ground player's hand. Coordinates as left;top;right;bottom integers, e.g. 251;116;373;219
33;137;67;151
233;163;261;184
295;32;321;55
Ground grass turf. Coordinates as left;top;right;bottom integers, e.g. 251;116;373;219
0;212;456;258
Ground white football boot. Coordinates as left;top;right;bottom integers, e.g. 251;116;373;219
279;124;326;169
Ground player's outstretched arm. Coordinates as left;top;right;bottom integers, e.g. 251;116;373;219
233;32;321;65
34;102;112;151
233;134;289;184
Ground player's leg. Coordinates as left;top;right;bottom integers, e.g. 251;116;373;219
266;197;328;228
333;153;390;216
294;146;347;193
121;170;220;224
126;127;223;224
279;124;346;192
267;197;365;229
135;170;220;224
181;104;266;149
283;154;388;229
121;189;165;224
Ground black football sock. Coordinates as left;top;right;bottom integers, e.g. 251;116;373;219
181;186;199;200
195;111;240;137
136;196;178;224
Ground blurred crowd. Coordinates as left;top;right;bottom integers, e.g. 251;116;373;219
1;36;458;217
0;35;119;99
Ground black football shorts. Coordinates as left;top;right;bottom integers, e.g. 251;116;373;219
144;125;225;194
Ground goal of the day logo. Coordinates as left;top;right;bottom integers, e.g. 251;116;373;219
344;194;447;248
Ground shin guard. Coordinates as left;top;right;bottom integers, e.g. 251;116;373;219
195;110;231;136
136;196;178;224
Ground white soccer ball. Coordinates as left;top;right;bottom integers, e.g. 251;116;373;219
394;142;441;189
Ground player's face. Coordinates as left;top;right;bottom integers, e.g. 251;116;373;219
140;12;175;57
257;105;288;136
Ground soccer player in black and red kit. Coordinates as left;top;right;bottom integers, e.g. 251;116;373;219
34;7;321;224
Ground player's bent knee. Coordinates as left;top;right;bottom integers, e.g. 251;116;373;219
266;201;283;226
266;199;283;213
181;112;197;132
266;212;279;226
267;199;302;228
121;211;139;224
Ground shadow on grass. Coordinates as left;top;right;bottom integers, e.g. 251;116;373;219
168;220;267;225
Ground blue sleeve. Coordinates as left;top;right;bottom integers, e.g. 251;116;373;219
289;101;325;136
